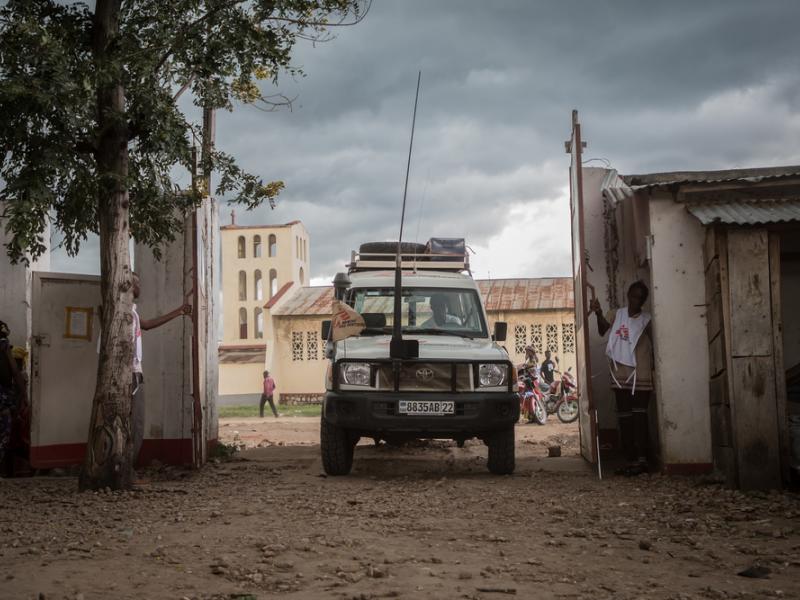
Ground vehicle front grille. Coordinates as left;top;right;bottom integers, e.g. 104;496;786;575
375;362;472;392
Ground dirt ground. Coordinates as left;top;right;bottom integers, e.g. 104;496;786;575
1;417;799;600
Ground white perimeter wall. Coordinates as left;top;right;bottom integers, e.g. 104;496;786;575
649;193;712;465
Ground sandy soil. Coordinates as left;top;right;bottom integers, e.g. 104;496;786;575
1;417;798;600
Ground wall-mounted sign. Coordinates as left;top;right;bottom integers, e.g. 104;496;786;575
64;307;93;341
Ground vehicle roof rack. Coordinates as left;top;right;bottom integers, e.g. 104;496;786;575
347;249;470;273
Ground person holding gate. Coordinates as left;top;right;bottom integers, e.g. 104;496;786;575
589;280;654;476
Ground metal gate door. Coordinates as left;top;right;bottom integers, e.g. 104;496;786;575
29;273;101;468
568;111;598;464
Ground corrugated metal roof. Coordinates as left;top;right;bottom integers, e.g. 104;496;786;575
477;278;574;311
601;169;634;205
622;165;800;189
271;277;574;316
686;199;800;225
271;286;334;316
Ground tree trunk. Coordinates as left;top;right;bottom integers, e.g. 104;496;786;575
79;0;135;491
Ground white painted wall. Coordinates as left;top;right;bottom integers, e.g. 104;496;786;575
0;207;50;353
648;193;712;465
134;200;220;451
134;223;193;443
29;273;100;452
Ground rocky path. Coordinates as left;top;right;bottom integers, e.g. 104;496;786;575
1;419;798;599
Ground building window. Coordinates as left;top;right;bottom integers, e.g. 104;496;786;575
254;270;263;301
269;269;278;298
268;234;277;257
254;308;263;339
530;324;543;354
546;323;559;353
239;307;248;339
237;236;246;259
253;235;262;258
303;239;307;262
513;324;527;355
291;331;304;361
306;331;318;360
296;236;300;259
238;270;247;301
299;266;305;285
562;323;575;354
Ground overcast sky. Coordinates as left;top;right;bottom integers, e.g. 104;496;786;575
52;0;800;283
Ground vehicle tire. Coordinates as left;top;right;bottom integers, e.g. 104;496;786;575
359;241;427;253
320;417;355;476
487;428;515;475
557;399;580;424
532;397;548;425
359;241;427;262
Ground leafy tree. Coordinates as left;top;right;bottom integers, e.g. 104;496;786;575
0;0;367;489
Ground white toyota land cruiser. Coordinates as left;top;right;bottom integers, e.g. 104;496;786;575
320;239;519;476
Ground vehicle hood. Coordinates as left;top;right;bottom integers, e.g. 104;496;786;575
335;334;509;362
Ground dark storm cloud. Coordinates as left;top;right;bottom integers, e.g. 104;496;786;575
51;0;800;279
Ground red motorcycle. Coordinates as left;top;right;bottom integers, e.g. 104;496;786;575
517;367;547;425
538;367;579;423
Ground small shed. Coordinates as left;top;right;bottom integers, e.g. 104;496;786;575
570;134;800;488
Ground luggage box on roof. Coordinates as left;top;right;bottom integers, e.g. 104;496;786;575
426;238;466;262
349;237;469;273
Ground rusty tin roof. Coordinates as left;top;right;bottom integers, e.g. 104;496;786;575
271;277;574;316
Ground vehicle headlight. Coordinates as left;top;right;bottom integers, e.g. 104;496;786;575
340;362;371;386
479;363;507;387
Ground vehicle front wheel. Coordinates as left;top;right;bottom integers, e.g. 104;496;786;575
321;417;355;475
486;428;515;475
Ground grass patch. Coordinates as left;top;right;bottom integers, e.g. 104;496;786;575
218;404;321;419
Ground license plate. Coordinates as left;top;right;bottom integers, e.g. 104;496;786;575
398;400;455;415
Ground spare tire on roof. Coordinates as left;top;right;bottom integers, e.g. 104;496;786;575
358;241;427;262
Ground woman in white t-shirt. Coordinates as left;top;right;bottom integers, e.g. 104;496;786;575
590;281;653;476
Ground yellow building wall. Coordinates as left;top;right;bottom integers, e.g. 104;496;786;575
220;221;310;346
219;362;266;396
219;221;310;397
488;309;578;373
269;315;328;399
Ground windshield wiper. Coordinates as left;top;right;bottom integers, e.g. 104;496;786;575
407;328;478;338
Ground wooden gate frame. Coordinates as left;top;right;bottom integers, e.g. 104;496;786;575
567;110;598;464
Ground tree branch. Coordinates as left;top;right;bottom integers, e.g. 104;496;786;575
151;0;371;75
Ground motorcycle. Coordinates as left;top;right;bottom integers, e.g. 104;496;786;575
537;367;579;423
517;367;547;425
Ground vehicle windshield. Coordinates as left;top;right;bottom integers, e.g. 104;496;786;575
350;287;487;338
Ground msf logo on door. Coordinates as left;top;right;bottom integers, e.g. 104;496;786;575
415;367;434;382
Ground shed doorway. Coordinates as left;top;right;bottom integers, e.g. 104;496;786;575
778;231;800;484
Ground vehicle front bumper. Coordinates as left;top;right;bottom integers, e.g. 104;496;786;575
322;391;520;438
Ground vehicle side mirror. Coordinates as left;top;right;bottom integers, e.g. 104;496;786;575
321;320;331;340
493;321;507;342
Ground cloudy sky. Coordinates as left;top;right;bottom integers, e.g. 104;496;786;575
52;0;800;283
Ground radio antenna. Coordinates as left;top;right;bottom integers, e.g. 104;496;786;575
390;71;422;360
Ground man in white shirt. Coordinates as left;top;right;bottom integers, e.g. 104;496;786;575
590;280;653;476
419;294;462;329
